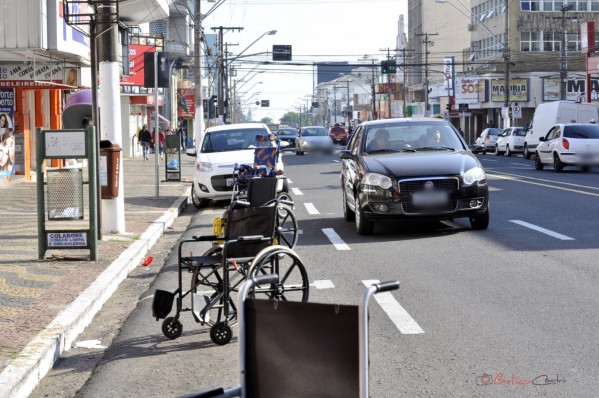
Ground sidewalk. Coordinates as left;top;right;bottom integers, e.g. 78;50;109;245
0;153;195;398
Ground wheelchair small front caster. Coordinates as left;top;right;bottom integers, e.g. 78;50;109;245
210;322;232;345
162;317;183;340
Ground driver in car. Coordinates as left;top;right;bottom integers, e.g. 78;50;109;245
367;129;390;152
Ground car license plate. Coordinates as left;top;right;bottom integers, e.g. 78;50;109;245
412;191;448;207
226;178;234;187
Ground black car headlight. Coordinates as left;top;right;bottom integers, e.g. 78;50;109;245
363;173;392;190
462;167;486;186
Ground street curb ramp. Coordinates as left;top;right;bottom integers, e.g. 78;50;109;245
0;188;191;398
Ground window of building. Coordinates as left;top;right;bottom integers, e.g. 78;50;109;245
592;0;599;11
521;31;541;51
521;0;541;11
543;31;560;51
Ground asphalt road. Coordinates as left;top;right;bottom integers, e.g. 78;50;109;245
31;150;599;398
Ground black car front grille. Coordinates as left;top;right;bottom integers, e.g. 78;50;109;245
399;177;459;214
211;174;234;192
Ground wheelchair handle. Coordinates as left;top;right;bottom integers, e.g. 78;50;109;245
374;280;400;293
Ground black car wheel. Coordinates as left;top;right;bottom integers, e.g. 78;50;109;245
191;183;210;209
469;208;489;230
553;153;564;172
342;185;355;221
355;198;374;235
534;154;544;170
524;145;532;159
494;145;500;156
505;146;512;157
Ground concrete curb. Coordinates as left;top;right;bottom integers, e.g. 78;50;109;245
0;187;191;398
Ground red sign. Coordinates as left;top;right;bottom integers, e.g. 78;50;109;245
121;44;155;87
177;89;195;118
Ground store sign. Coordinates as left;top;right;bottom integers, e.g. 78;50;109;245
121;44;156;90
491;78;529;102
543;78;599;101
0;64;79;88
443;56;454;96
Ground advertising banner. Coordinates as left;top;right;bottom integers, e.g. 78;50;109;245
455;77;481;105
491;78;529;102
177;89;195;118
121;44;156;93
0;64;80;89
0;89;15;176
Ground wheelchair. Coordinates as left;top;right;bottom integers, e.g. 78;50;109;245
152;203;309;346
182;275;401;398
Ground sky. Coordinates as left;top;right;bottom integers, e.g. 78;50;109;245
200;0;408;123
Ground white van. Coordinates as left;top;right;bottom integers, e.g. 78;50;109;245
523;101;599;158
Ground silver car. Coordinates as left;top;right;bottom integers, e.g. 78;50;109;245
295;126;335;155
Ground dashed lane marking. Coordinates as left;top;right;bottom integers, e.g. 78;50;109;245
304;203;319;214
322;228;350;250
362;280;425;335
291;187;303;196
509;220;575;240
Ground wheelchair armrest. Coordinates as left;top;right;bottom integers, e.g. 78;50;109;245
191;234;220;241
236;235;268;242
230;199;250;208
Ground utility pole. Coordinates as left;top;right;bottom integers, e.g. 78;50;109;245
397;48;414;117
212;26;243;122
416;32;437;117
502;2;511;128
359;55;378;120
559;3;575;100
97;0;125;233
193;0;203;152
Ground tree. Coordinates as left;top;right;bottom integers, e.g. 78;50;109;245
260;116;273;125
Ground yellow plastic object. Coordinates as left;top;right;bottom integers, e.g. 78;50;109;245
212;216;226;244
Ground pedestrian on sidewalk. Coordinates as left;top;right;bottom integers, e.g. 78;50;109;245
139;124;152;160
153;128;166;159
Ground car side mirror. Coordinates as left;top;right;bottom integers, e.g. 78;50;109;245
338;150;354;160
539;137;546;142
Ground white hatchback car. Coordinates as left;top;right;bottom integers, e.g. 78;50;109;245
495;126;526;156
189;123;286;208
535;123;599;172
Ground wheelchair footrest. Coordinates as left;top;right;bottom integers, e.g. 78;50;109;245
152;289;175;320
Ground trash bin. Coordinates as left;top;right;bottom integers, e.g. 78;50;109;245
99;140;122;198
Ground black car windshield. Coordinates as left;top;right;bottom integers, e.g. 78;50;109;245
301;127;328;136
278;128;297;136
564;125;599;139
364;122;466;153
201;129;273;153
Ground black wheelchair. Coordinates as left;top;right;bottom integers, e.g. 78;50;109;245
152;201;309;346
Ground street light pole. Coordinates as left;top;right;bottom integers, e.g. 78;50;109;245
503;1;511;128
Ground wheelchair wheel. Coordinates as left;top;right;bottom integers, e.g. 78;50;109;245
248;246;309;302
210;322;233;345
275;205;298;248
162;317;183;340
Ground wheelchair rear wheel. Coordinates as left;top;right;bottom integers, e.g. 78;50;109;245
248;246;309;302
275;205;298;248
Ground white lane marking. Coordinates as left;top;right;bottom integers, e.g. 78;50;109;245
311;280;335;289
287;178;293;184
488;171;599;197
291;187;303;196
362;280;425;335
510;220;575;241
304;202;319;214
332;159;340;163
322;228;350;250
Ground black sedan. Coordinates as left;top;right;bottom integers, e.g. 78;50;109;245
339;118;489;235
276;127;298;149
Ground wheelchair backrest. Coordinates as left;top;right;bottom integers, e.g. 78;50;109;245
244;299;359;398
224;206;277;258
246;177;278;207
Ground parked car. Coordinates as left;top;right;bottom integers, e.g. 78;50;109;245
475;127;502;154
534;123;599;172
495;126;526;156
339;118;489;235
276;127;298;149
296;126;335;155
187;123;286;208
524;100;599;159
329;123;349;146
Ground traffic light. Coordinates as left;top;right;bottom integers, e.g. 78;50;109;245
208;95;217;118
446;104;451;111
381;60;397;74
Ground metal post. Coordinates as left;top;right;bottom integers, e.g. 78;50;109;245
154;51;160;198
560;4;574;100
